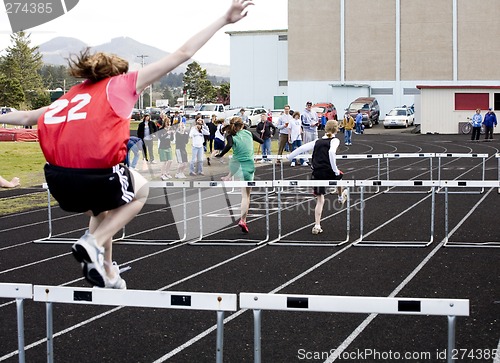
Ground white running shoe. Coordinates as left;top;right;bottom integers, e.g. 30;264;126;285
302;161;309;166
338;189;349;206
312;225;323;235
103;262;127;289
290;161;296;167
72;233;106;288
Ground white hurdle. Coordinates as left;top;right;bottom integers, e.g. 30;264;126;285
270;180;354;246
441;180;500;248
436;153;488;194
496;153;500;193
0;283;32;363
384;153;435;193
33;285;237;363
116;181;190;245
240;292;469;363
34;181;190;246
190;180;272;245
354;180;439;247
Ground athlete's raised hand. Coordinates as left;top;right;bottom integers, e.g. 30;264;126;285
225;0;254;25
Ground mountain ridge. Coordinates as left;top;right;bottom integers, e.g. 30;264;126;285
38;36;230;78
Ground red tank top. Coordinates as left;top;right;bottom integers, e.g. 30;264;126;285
38;77;131;168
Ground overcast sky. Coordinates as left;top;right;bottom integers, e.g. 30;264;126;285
0;0;288;65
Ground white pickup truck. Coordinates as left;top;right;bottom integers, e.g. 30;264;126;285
196;103;232;123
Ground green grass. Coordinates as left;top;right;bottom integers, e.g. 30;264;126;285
0;141;47;187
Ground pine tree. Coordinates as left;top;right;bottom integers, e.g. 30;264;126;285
183;61;215;104
0;32;49;109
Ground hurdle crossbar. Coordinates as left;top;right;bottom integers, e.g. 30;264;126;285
190;180;272;245
354;180;438;247
496;153;500;193
384;153;435;193
33;285;237;363
269;180;354;246
240;292;469;363
436;153;488;194
34;181;190;245
116;181;190;245
0;283;33;363
441;180;500;248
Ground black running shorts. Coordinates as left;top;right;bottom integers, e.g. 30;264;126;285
44;164;135;216
311;169;343;195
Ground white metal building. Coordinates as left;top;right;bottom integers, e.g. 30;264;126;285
227;0;500;133
416;86;500;134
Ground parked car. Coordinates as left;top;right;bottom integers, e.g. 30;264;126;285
145;107;162;121
383;107;415;128
271;109;284;126
244;107;267;127
1;107;17;114
131;108;144;121
312;102;337;122
346;97;380;128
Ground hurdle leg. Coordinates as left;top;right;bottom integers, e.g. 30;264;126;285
358;187;365;242
215;311;225;363
46;302;54;363
447;315;456;363
253;309;262;363
16;298;26;363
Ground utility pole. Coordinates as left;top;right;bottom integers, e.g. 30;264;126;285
137;55;149;109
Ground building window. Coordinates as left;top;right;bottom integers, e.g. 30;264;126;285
494;93;500;111
278;35;288;41
371;88;393;95
279;80;288;87
454;93;489;111
404;88;421;95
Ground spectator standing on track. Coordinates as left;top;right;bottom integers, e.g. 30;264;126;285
483;107;497;141
206;114;218;165
470;109;482;141
174;122;189;178
301;101;319;144
137;113;158;163
238;108;249;126
287;120;348;235
276;105;293;163
0;175;20;188
354;110;363;134
256;113;276;162
210;118;226;163
0;0;254;289
340;112;355;145
157;117;175;180
125;136;142;169
288;111;306;167
189;118;210;176
216;117;263;233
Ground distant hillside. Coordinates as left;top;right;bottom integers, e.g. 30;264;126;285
38;36;230;78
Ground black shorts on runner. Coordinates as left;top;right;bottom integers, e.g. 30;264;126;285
311;169;343;195
44;163;135;216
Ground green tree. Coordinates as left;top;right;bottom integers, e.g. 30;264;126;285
216;83;230;104
183;61;216;103
0;32;48;109
0;74;25;107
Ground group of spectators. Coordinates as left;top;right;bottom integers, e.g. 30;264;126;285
469;108;498;141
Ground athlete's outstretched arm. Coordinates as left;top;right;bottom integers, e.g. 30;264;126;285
0;107;48;127
136;0;253;93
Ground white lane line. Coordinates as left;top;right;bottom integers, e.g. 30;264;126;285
324;187;495;363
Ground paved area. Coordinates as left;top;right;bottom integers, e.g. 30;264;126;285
0;131;499;362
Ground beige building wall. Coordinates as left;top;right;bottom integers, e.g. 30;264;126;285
400;0;453;80
457;0;500;80
288;0;341;81
345;0;396;81
288;0;500;82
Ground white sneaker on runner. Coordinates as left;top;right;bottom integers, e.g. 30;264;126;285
103;262;127;289
72;232;106;288
312;225;323;235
